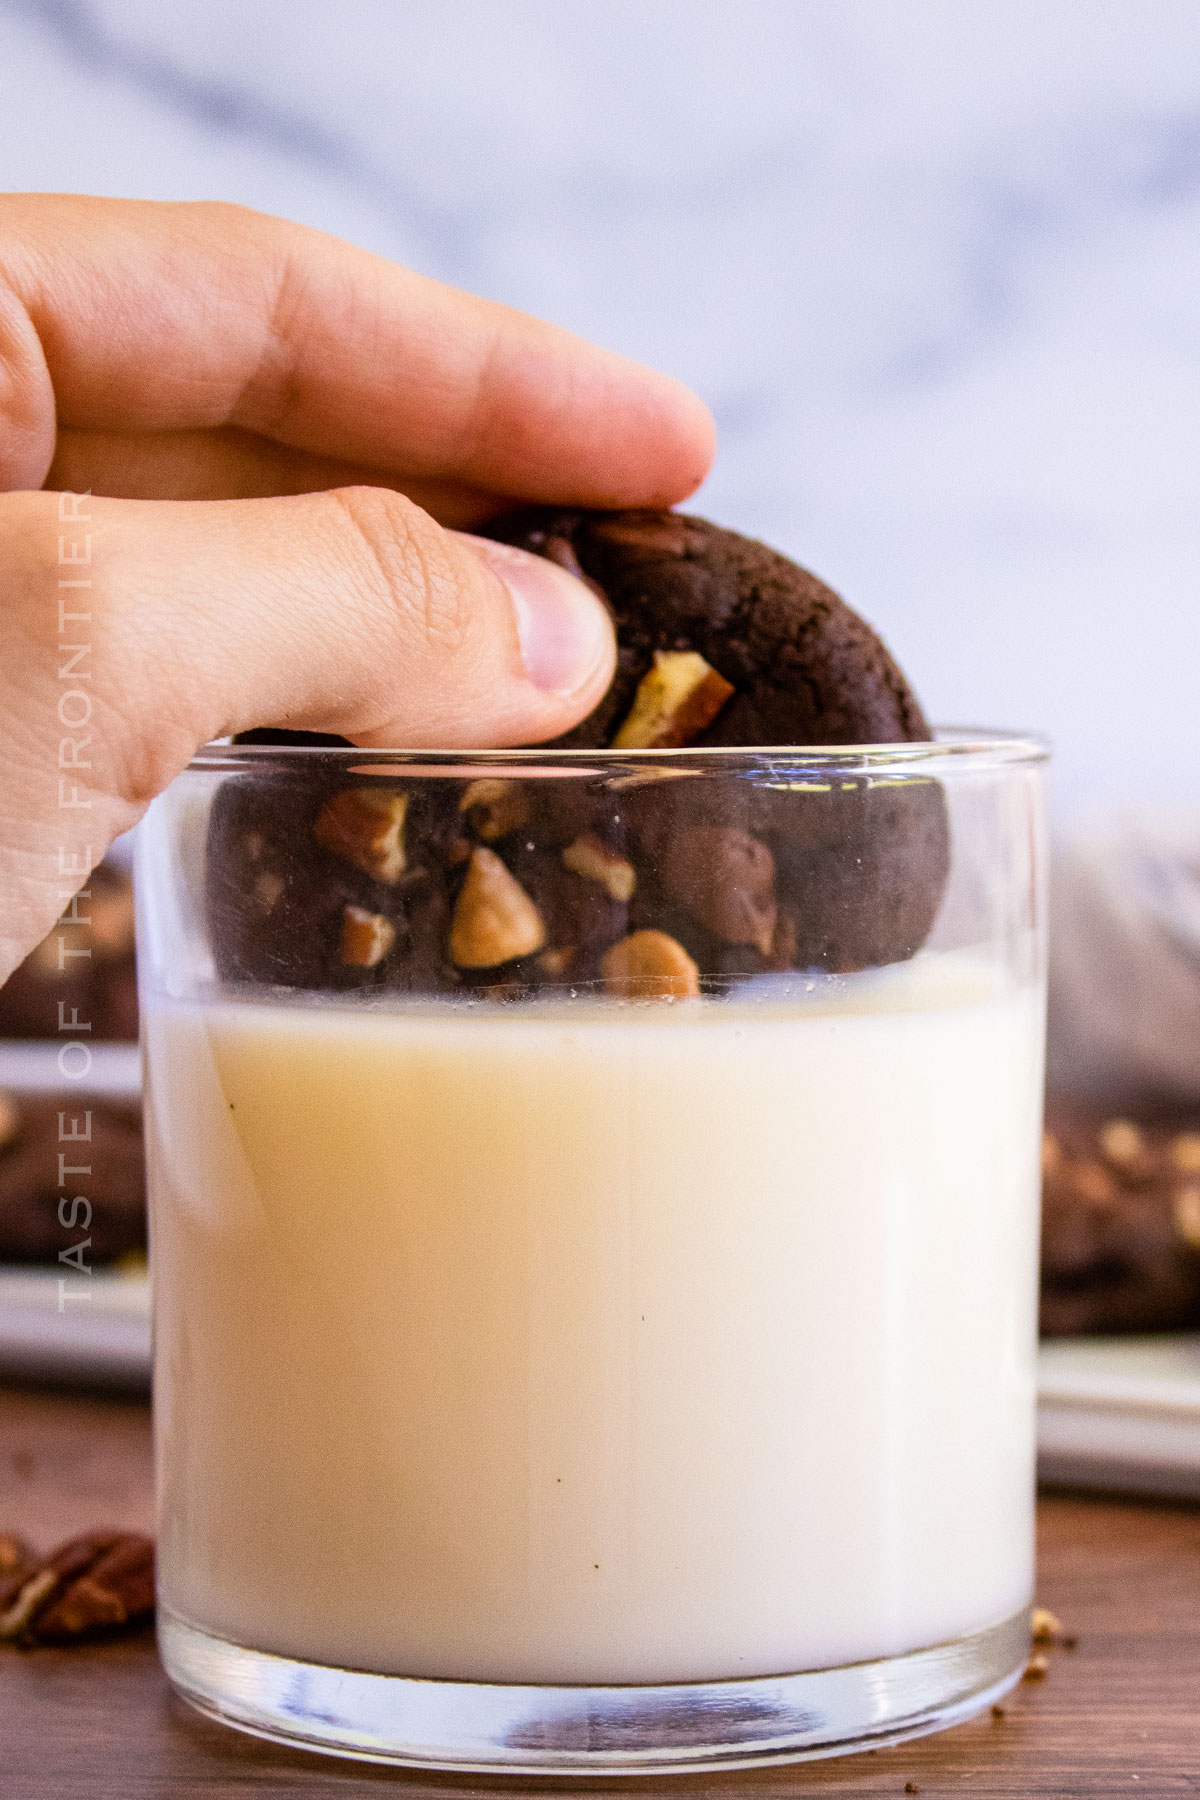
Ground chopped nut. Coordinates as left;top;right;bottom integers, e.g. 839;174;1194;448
1098;1119;1145;1171
1095;1117;1155;1184
1041;1133;1062;1176
591;513;690;555
1022;1651;1049;1681
0;1535;35;1609
459;778;532;843
341;906;396;969
600;930;700;1000
0;1533;155;1646
662;826;777;953
612;650;734;749
0;1531;153;1646
561;834;637;903
32;1535;155;1643
0;1568;57;1642
537;535;609;603
1072;1160;1117;1207
0;1091;19;1153
540;534;585;578
314;788;408;883
87;879;137;960
449;848;546;968
1031;1606;1064;1643
1173;1184;1200;1251
253;869;285;911
537;947;575;978
1170;1132;1200;1175
0;1535;30;1581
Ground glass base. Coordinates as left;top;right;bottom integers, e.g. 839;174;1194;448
159;1605;1030;1775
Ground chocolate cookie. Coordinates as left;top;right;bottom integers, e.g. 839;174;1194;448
484;508;931;750
483;508;949;974
0;862;138;1042
216;510;949;992
0;1091;145;1264
1040;1104;1200;1336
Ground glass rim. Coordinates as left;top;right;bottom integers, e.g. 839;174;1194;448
186;725;1049;779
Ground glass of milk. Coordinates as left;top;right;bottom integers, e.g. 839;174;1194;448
136;732;1047;1773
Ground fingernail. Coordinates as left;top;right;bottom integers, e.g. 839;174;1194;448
454;533;615;696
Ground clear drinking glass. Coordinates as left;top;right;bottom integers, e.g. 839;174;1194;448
135;731;1048;1775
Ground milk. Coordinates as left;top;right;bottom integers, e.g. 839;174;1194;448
143;957;1043;1685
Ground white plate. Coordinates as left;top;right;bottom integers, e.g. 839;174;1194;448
1;1271;1198;1506
1037;1334;1200;1499
0;1040;147;1387
0;1266;150;1390
0;1039;141;1098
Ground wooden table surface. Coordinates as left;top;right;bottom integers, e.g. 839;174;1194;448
1;1383;1198;1799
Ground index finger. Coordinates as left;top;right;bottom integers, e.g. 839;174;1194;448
0;195;715;504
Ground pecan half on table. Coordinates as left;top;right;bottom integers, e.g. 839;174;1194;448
0;1531;154;1646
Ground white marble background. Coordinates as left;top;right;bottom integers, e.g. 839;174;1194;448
1;0;1199;821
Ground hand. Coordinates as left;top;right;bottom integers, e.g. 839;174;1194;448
0;195;714;977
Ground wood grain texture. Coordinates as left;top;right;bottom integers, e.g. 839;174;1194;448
1;1384;1198;1798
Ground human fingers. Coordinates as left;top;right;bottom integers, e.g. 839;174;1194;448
0;485;614;975
45;425;501;527
0;195;715;505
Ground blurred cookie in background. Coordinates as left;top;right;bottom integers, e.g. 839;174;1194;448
0;1089;146;1265
1040;1101;1200;1337
0;860;138;1042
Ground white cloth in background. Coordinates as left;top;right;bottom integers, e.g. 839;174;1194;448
1048;812;1200;1103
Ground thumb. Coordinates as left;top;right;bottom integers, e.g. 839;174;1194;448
0;486;615;972
120;486;616;751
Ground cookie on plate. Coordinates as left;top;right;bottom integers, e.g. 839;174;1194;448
1040;1104;1200;1335
0;1091;145;1265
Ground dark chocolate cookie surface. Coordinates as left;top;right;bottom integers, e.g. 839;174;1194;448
0;1092;145;1264
1040;1105;1200;1336
217;510;948;992
484;508;932;750
0;862;137;1042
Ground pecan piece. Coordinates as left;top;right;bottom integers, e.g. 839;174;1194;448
1030;1606;1065;1644
314;788;408;883
252;869;286;911
340;906;396;968
0;1091;18;1152
0;1534;35;1609
1173;1184;1200;1251
561;833;637;903
449;848;547;968
662;825;777;955
1097;1118;1155;1185
537;946;575;978
600;930;700;999
459;778;532;843
0;1531;154;1646
87;879;137;960
1170;1132;1200;1175
612;651;734;749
